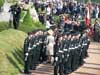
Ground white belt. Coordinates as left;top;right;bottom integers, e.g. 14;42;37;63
59;50;63;53
63;49;68;51
67;54;69;57
75;46;78;49
39;41;42;43
36;43;39;45
72;48;75;49
25;53;28;56
69;48;72;50
33;45;36;47
55;57;58;61
83;44;87;46
79;45;81;47
28;47;31;50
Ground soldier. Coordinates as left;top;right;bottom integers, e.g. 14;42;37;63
72;32;81;69
54;34;64;75
24;32;33;74
31;31;40;69
63;32;72;74
29;32;37;70
77;33;83;67
36;30;44;64
40;31;48;62
83;32;90;58
35;32;41;64
79;32;88;65
70;32;77;71
79;33;85;66
94;19;100;42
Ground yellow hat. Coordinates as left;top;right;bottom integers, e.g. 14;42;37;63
47;29;54;35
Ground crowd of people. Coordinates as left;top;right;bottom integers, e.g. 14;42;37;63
32;0;100;41
23;0;100;75
8;0;100;41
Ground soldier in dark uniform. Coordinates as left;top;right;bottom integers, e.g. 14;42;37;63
29;32;37;70
79;33;85;65
36;30;44;64
72;32;81;70
54;35;64;75
35;32;41;64
79;32;90;66
70;32;77;71
24;32;33;74
39;31;48;63
31;31;40;70
83;32;90;58
63;32;72;74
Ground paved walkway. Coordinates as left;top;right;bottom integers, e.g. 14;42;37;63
25;42;100;75
70;42;100;75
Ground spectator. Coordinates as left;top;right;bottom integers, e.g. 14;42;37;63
93;19;100;42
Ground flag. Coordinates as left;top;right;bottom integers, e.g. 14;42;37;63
85;6;90;28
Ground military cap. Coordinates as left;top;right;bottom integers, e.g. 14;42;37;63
70;30;76;35
74;32;80;36
65;32;70;35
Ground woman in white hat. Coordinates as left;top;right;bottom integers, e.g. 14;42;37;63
46;29;55;63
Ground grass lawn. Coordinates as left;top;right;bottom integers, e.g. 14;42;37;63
0;22;8;32
0;29;27;75
0;9;45;75
18;10;46;33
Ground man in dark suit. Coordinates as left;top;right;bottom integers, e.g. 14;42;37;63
9;3;21;29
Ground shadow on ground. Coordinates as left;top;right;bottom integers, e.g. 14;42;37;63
6;47;24;73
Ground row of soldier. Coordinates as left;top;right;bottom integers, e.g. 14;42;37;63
23;28;90;74
24;30;47;74
54;30;90;75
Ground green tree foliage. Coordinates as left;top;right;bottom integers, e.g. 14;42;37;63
0;0;4;8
